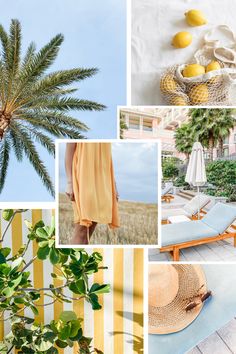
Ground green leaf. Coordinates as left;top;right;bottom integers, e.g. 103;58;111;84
49;248;60;265
89;283;110;294
11;257;23;271
58;324;71;340
37;245;50;260
89;293;102;310
58;249;71;255
0;247;11;258
2;209;14;221
69;319;81;338
55;339;68;348
38;240;49;248
36;227;48;239
2;286;15;298
69;279;86;294
14;297;25;304
30;304;39;316
59;311;77;322
8;274;22;288
34;339;53;351
24;219;33;230
0;253;6;264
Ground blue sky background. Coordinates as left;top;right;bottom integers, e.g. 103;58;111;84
0;0;126;201
59;142;159;203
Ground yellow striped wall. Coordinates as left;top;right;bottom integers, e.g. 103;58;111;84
0;210;144;354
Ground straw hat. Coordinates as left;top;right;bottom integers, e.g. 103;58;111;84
149;264;207;334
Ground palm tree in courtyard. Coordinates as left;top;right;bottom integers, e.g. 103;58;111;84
0;19;105;196
174;123;196;161
189;108;236;161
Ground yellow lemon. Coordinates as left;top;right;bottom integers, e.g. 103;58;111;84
189;84;209;104
172;32;192;48
160;75;178;93
206;61;222;85
183;64;205;77
185;9;207;27
206;60;221;72
169;95;188;106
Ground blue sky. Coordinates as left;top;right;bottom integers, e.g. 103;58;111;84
0;0;126;201
59;142;159;203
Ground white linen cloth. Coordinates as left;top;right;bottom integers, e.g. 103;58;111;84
131;0;236;104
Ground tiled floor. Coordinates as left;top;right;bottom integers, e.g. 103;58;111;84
149;238;236;262
186;318;236;354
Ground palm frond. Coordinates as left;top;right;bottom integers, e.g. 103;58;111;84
23;126;55;155
0;24;9;70
18;34;64;87
0;137;10;193
25;96;106;111
15;110;89;131
21;41;36;70
8;19;21;78
9;128;23;161
15;117;85;139
10;121;54;196
30;68;98;96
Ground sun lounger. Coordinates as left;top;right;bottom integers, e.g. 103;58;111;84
161;185;174;203
160;203;236;261
162;194;210;223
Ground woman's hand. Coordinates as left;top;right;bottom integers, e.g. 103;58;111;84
65;181;75;201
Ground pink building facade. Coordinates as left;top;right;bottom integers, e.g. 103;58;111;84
121;107;236;161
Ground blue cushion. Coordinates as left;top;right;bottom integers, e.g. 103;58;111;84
162;221;217;247
202;202;236;234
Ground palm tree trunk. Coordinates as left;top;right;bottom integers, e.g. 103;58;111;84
218;137;224;158
208;135;214;162
0;110;11;140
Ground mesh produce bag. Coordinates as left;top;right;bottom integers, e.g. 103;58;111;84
160;25;236;106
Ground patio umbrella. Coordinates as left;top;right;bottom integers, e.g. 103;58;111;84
185;142;207;219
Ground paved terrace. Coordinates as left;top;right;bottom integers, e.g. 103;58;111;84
187;318;236;354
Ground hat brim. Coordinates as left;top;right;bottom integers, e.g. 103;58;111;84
149;265;206;334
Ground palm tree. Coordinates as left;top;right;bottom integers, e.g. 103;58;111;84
0;19;105;196
189;109;236;161
174;123;196;161
213;109;236;157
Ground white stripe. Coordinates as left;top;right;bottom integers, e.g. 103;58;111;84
1;212;13;336
103;248;114;354
123;249;134;354
22;210;34;319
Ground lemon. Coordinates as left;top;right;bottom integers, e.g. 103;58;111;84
185;10;207;27
206;61;222;85
169;95;188;106
206;61;221;72
189;84;209;104
172;32;192;48
183;64;205;77
160;75;178;93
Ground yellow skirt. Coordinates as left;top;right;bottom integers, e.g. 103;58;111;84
72;142;120;228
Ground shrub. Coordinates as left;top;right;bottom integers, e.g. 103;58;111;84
0;209;108;354
206;160;236;201
162;157;180;180
173;176;190;189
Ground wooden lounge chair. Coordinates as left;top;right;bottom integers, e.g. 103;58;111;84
162;194;210;224
161;185;174;203
160;203;236;261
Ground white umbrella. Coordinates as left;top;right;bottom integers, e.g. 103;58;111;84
185;142;207;219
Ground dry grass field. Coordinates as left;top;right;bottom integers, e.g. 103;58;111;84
58;193;158;245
